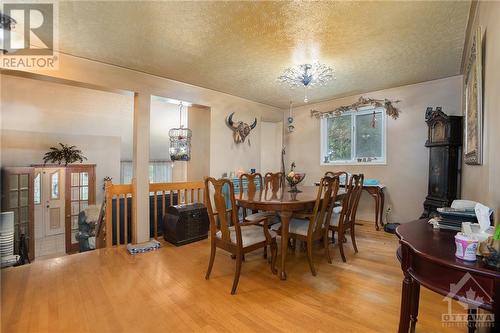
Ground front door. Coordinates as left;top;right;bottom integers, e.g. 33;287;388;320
35;168;66;237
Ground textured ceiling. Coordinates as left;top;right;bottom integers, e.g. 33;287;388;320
58;1;471;108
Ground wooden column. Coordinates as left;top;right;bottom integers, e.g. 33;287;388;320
133;93;151;244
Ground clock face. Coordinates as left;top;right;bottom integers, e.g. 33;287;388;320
431;121;446;142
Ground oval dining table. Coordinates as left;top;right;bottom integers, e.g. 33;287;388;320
236;185;346;280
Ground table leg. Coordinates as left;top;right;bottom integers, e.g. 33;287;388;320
467;308;476;333
410;282;420;333
365;187;380;230
379;188;385;227
278;211;292;280
399;274;413;333
374;190;380;230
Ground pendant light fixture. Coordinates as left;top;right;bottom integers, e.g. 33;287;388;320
169;103;192;161
287;101;295;133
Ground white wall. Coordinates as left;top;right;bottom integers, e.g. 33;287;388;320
1;130;121;203
0;75;204;199
2;52;284;179
284;76;463;223
461;2;500;223
0;75;131;201
187;105;211;181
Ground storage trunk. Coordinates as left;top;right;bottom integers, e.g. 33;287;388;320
163;203;209;246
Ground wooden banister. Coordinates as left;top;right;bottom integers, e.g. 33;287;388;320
102;180;205;247
149;181;205;240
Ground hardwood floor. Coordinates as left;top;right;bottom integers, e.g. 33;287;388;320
2;222;466;332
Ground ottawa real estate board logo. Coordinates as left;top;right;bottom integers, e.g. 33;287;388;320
442;273;494;329
1;2;59;69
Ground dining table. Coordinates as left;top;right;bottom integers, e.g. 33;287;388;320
236;185;346;280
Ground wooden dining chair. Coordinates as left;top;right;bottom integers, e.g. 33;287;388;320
264;172;283;192
325;171;349;187
239;173;263;219
204;177;277;294
327;173;364;262
241;172;282;259
273;175;340;276
324;171;348;207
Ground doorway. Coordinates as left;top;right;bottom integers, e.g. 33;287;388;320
34;167;66;259
3;164;97;260
260;121;283;172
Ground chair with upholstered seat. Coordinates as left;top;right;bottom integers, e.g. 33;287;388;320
257;172;284;223
238;173;264;220
241;172;283;258
327;173;364;262
272;176;340;276
324;171;349;212
324;171;349;186
205;177;277;294
264;172;283;192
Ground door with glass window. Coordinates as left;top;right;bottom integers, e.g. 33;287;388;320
65;165;96;253
34;167;66;237
1;167;35;261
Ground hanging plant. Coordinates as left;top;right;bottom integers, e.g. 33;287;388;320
43;143;87;166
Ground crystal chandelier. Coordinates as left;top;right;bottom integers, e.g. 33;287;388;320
277;61;335;103
169;103;192;161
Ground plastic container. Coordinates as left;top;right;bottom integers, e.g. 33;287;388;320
454;233;479;261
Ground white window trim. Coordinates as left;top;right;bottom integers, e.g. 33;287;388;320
320;107;387;166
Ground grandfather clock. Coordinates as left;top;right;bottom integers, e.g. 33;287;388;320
421;107;462;218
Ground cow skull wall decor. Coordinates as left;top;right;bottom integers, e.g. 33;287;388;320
226;112;257;145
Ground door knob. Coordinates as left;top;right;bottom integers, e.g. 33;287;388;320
46;205;50;208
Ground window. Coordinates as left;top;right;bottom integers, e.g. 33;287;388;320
50;171;60;199
120;161;173;184
34;173;41;205
321;107;386;165
148;161;171;183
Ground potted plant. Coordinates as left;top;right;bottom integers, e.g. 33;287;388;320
43;143;87;166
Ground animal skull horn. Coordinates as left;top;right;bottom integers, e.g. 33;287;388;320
226;112;257;144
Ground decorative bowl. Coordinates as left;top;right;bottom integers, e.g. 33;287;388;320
285;172;306;192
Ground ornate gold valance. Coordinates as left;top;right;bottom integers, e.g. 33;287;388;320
310;96;401;119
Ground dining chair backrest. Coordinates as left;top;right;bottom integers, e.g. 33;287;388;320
239;173;263;197
264;172;283;192
338;173;364;226
204;177;242;247
325;171;349;186
309;175;340;236
348;174;364;222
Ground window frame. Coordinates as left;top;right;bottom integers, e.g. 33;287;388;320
320;107;387;166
